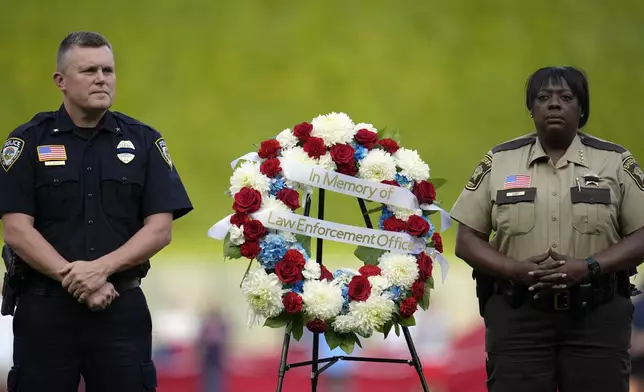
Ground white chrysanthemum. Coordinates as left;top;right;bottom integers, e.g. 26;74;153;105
358;149;397;182
275;128;298;150
302;259;321;280
368;275;391;296
378;252;420;290
241;269;289;323
280;146;317;167
229;161;271;195
311;112;356;146
229;225;245;245
301;280;344;320
317;152;337;171
394;148;430;182
332;295;396;337
354;122;378;133
256;196;291;217
389;206;423;221
280;231;297;243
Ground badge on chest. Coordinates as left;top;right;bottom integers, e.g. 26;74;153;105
116;140;136;164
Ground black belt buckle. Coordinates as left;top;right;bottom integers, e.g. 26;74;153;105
554;290;570;311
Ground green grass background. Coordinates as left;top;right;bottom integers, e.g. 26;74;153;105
1;0;644;262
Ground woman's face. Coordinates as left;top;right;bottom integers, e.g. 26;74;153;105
531;78;581;137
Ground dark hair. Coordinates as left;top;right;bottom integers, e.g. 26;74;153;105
56;31;112;71
525;66;590;128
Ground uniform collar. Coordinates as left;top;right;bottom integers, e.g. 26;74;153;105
528;132;589;168
51;104;122;135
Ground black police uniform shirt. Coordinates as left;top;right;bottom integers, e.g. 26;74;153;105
0;105;193;282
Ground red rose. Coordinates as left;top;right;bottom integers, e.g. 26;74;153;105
320;265;333;281
348;276;372;302
230;213;250;227
282;292;303;315
381;180;399;187
413;181;436;204
277;189;300;211
240;241;260;259
431;233;443;254
358;265;382;278
383;217;406;232
337;161;357;176
243;220;266;241
412;280;425;301
406;215;430;237
281;249;306;268
355;129;379;149
293;122;313;142
306;319;327;334
260;158;282;178
379;138;400;154
330;144;355;165
233;187;262;214
417;252;433;281
303;137;326;159
399;297;418;318
258;139;281;159
275;258;304;284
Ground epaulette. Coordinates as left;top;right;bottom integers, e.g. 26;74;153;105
491;136;536;154
579;133;626;153
112;112;155;131
11;112;54;135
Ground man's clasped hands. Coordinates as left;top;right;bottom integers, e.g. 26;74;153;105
59;261;117;311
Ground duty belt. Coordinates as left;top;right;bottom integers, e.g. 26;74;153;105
21;277;140;298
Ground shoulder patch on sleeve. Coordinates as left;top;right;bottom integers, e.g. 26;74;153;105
623;155;644;191
491;137;535;154
465;153;493;191
2;138;25;172
155;138;173;169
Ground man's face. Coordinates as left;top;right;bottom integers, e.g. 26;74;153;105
531;78;581;136
54;45;116;112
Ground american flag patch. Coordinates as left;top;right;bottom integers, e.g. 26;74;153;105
37;145;67;162
503;174;531;189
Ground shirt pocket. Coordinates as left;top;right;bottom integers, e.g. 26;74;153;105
100;166;145;219
34;169;81;220
570;187;612;235
494;187;537;236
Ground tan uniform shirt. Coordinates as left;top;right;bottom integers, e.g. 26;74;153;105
450;132;644;262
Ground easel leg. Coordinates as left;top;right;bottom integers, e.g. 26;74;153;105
402;326;430;392
276;331;291;392
311;332;320;391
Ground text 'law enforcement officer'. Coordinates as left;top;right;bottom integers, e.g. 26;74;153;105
450;66;644;392
0;31;193;392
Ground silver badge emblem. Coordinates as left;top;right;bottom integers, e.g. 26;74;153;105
116;140;136;164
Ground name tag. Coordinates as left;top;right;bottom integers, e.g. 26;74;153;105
505;191;525;197
44;161;66;166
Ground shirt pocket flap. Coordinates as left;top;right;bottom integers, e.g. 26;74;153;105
495;187;537;205
35;170;79;188
570;187;611;204
100;166;145;186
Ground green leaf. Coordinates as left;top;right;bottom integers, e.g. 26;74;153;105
223;233;242;260
398;315;416;327
291;314;304;341
264;312;292;328
354;246;386;265
427;276;435;290
430;178;448;190
353;334;363;349
419;281;432;311
382;320;394;339
394;322;401;337
295;234;312;256
339;338;356;355
324;329;342;350
380;127;401;143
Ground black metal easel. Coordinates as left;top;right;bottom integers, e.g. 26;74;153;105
275;188;430;392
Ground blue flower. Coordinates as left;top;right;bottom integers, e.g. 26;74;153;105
341;286;351;313
388;286;404;302
291;280;304;294
379;207;394;229
289;243;310;261
354;145;368;161
395;173;412;189
269;177;287;196
258;234;288;269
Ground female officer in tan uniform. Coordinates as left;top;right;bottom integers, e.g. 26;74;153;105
450;66;644;392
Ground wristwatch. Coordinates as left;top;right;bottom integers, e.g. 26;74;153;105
584;257;602;286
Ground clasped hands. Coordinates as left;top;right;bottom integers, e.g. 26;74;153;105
59;260;118;311
509;249;590;299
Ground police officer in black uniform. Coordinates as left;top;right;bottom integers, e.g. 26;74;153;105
0;31;193;391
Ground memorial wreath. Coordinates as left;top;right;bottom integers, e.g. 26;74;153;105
208;112;450;354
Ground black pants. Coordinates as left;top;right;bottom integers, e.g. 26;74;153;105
7;286;157;392
484;292;633;392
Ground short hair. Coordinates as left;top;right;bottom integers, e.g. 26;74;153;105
56;31;112;71
525;66;590;129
